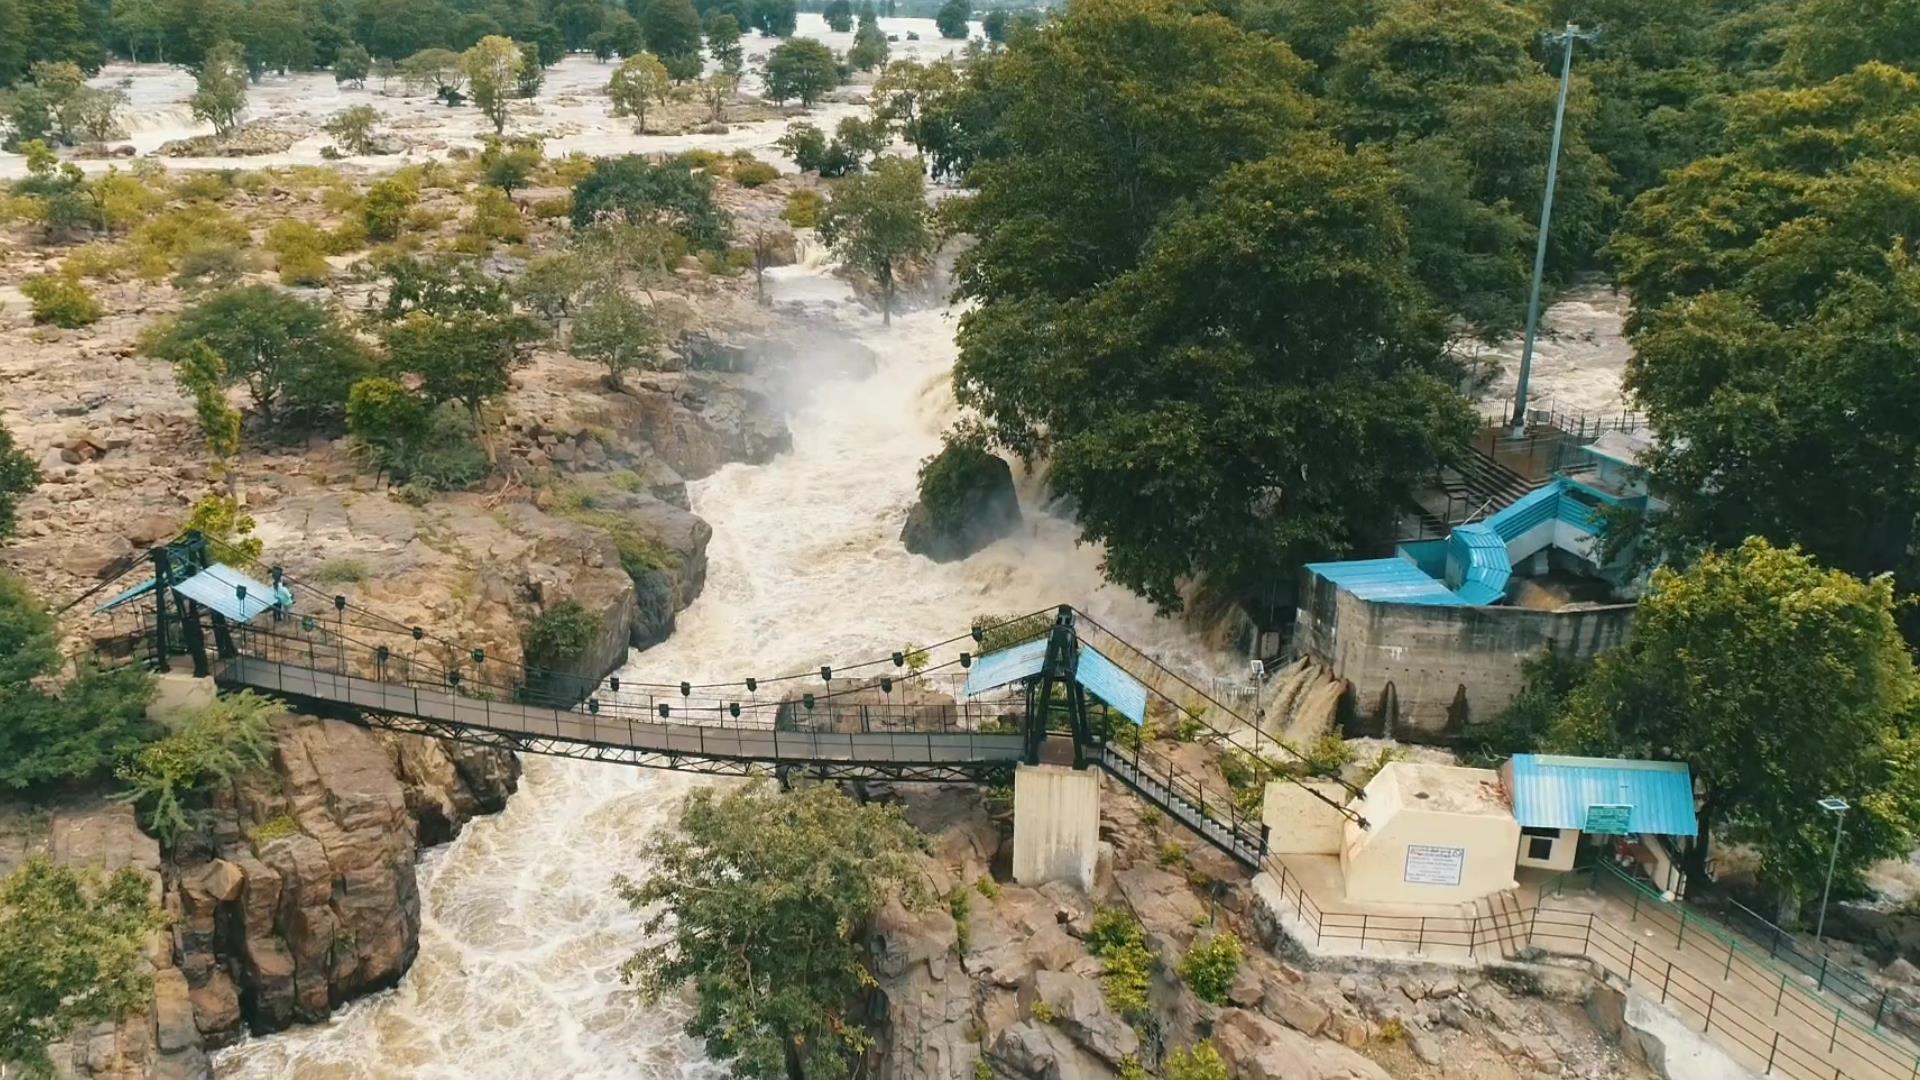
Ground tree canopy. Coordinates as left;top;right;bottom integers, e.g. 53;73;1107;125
1609;64;1920;603
818;156;935;324
0;858;162;1074
762;36;839;105
1549;539;1920;906
617;783;927;1080
570;153;732;249
142;285;370;427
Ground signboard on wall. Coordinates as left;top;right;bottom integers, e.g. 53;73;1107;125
1403;844;1466;886
1584;804;1633;835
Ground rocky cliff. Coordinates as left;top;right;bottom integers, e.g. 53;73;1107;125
0;715;519;1080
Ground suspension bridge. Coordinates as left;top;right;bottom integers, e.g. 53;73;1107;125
69;532;1368;871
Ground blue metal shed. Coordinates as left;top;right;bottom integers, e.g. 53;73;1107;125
1507;754;1698;837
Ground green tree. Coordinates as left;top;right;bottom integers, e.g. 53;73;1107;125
362;174;418;240
981;7;1007;41
818;156;933;324
183;493;262;560
1552;539;1920;906
848;18;888;70
190;39;248;136
463;35;524;133
142;285;370;426
110;0;168;63
935;0;968;38
12;0;103;74
952;0;1313;302
400;47;467;102
645;0;704;71
1609;65;1920;597
823;0;853;31
116;691;276;846
706;13;743;73
569;154;731;249
1782;0;1920;83
334;42;372;86
749;0;796;37
346;376;431;470
762;36;838;105
479;135;542;192
383;308;539;459
607;51;671;132
322;103;380;153
0;859;161;1075
0;423;38;541
516;40;545;97
571;287;660;388
0;571;154;793
514;251;592;325
174;340;243;459
616;783;927;1080
955;141;1474;608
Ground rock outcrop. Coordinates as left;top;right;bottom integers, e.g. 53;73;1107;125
901;445;1022;562
172;714;520;1048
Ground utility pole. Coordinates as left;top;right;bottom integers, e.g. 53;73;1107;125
1510;22;1597;435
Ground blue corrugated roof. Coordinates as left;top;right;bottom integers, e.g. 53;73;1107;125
1306;558;1471;606
1075;645;1147;725
170;564;290;624
1509;754;1698;836
963;636;1048;696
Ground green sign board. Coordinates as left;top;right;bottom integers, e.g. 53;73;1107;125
1584;803;1633;835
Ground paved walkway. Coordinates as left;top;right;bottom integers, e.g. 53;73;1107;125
1257;861;1920;1080
1526;883;1920;1080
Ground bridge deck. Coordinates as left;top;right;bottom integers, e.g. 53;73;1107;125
216;656;1029;775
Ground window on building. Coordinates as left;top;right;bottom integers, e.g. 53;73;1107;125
1521;826;1557;861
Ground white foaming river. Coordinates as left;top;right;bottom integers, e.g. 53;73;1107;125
215;238;1225;1078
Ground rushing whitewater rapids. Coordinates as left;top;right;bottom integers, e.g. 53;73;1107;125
212;230;1218;1079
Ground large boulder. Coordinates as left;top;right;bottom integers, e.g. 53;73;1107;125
985;1021;1120;1080
1213;1009;1392;1080
901;445;1022;562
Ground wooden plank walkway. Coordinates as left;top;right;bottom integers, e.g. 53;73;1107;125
217;656;1029;770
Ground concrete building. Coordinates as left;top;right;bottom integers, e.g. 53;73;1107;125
1503;753;1697;893
1293;427;1663;741
1273;754;1699;907
1340;762;1521;905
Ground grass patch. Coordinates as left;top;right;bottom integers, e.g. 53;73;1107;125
314;559;369;585
249;813;301;844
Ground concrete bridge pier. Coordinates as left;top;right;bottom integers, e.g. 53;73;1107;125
1012;764;1102;891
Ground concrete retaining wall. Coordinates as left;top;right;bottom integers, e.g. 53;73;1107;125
1012;765;1101;891
1294;572;1634;740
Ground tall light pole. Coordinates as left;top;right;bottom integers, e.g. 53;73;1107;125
1815;796;1850;945
1510;22;1597;435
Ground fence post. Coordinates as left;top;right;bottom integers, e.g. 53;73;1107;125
1583;916;1592;956
1819;955;1830;994
1878;991;1890;1030
1766;1032;1779;1075
1676;909;1687;950
1725;938;1735;981
1417;919;1426;956
1632;890;1641;922
1831;1006;1842;1053
1661;961;1671;1004
1628;941;1639;984
1777;973;1787;1017
1360;915;1368;951
1703;989;1714;1034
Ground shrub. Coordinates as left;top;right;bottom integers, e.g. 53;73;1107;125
314;558;369;585
732;159;778;188
248;813;301;844
267;220;332;286
1179;931;1241;1005
1157;840;1187;868
170;241;251;289
1300;733;1354;778
525;600;600;667
464;186;526;245
61;243;135;279
949;887;972;952
971;611;1052;654
20;273;103;328
1164;1042;1230;1080
115;691;277;846
183;494;263;561
364;176;419;241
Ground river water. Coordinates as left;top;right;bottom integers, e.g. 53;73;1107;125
213;205;1213;1080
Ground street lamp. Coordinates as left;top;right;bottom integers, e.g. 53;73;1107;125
1814;796;1850;944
